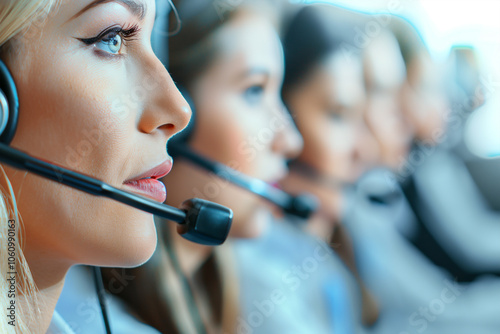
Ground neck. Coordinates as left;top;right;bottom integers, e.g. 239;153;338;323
22;249;71;333
282;168;344;238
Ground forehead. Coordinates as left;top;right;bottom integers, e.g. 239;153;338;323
364;33;406;90
313;53;365;107
213;12;283;70
52;0;153;24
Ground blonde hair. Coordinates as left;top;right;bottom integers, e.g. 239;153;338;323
0;167;39;333
1;1;59;332
0;0;58;48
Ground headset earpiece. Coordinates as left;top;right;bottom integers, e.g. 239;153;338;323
0;60;19;145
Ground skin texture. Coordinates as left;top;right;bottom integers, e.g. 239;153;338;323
363;31;412;169
163;11;303;243
1;0;190;331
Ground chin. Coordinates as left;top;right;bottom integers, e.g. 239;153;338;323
94;212;158;268
229;205;272;239
100;237;157;268
121;236;158;268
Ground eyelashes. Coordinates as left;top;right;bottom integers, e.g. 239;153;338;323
79;24;141;50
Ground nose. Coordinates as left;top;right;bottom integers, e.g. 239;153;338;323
138;53;191;138
271;102;304;160
354;121;380;171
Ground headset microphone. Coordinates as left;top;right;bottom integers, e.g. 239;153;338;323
168;86;319;220
0;143;232;245
0;59;232;246
169;143;318;220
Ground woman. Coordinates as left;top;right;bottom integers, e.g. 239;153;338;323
0;0;190;332
101;0;303;333
280;4;381;327
392;18;500;283
363;28;410;171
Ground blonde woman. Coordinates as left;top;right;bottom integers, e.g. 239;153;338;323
0;0;190;332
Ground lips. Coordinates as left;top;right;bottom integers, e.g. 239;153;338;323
123;159;173;202
270;182;282;190
267;167;288;189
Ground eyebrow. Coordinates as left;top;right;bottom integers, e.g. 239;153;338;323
72;0;147;21
238;68;271;81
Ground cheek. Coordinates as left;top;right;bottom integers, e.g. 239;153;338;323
13;50;134;183
326;123;356;155
187;97;275;236
367;99;387;132
191;111;245;166
6;46;154;266
308;117;354;165
367;101;398;145
191;97;264;176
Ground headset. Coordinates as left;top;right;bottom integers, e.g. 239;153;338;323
0;57;234;334
0;59;232;246
168;87;319;220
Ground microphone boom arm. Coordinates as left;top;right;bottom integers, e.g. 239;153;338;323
169;144;318;220
0;143;232;245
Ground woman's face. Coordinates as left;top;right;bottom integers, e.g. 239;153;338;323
283;53;377;224
363;33;411;169
402;53;449;144
2;0;190;269
164;11;303;238
285;53;377;184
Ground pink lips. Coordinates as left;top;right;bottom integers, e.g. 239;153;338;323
270;182;282;190
123;159;173;202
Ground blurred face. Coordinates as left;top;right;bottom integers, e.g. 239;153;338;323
402;53;449;144
364;32;411;169
286;53;376;183
2;0;190;270
163;12;303;238
283;53;377;222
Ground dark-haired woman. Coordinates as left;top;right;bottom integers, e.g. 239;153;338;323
101;1;303;333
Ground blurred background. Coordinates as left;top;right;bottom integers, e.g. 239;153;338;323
83;1;500;333
304;0;500;159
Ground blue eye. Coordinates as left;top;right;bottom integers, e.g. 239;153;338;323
79;25;140;56
97;31;122;54
243;85;264;105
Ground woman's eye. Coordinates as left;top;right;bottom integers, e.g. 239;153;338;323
328;111;344;122
243;85;265;105
79;25;140;56
97;31;123;54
